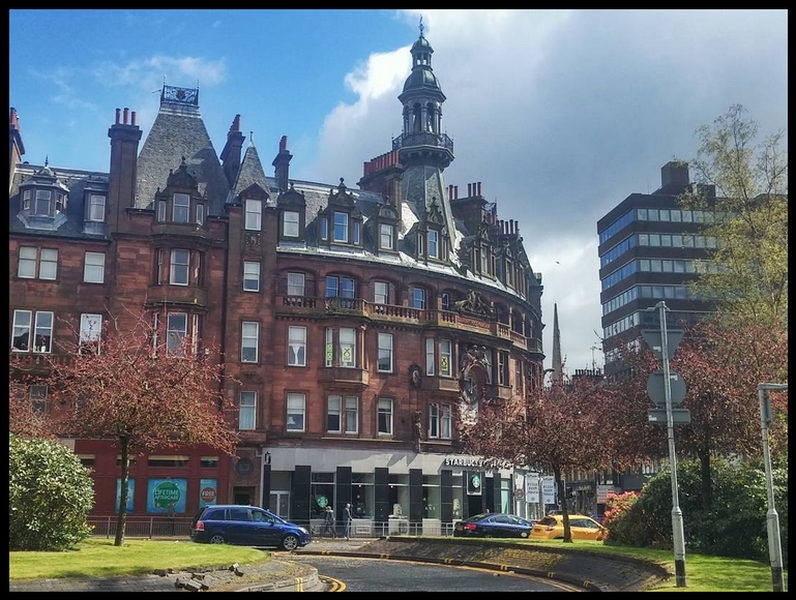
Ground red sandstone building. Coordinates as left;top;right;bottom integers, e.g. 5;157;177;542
9;32;546;530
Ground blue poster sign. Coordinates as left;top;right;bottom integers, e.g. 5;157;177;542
146;478;187;513
199;478;218;507
115;478;135;513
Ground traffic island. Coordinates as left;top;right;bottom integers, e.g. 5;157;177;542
296;536;670;591
10;559;320;593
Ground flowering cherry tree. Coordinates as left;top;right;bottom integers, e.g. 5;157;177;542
43;309;239;546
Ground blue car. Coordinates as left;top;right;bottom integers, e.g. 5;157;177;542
191;505;311;550
453;513;535;539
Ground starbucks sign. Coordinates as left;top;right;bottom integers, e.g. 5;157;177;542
316;495;329;508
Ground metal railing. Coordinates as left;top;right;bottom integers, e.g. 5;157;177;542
392;132;454;153
88;517;457;540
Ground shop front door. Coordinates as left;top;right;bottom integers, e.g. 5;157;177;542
269;491;290;519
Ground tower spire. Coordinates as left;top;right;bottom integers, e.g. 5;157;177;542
552;303;564;385
419;15;424;36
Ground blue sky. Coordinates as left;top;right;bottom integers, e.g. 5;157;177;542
10;10;788;373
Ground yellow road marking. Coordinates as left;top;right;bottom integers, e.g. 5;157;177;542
309;556;581;592
319;576;347;592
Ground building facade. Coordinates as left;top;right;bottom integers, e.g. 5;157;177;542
9;32;545;529
597;161;719;379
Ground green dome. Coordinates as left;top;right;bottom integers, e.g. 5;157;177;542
412;35;433;53
403;68;441;92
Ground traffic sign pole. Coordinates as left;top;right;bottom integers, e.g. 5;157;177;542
658;301;687;587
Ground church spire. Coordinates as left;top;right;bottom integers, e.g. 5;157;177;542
552;303;564;385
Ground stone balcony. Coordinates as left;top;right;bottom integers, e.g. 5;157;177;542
275;296;543;355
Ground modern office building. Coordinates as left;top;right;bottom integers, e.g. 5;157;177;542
9;30;546;531
597;161;718;377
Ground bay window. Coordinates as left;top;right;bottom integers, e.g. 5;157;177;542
169;249;190;286
173;193;190;223
339;328;356;368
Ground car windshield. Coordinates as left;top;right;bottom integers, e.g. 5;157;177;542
464;513;489;523
538;516;558;526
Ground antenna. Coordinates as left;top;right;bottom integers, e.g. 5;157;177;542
590;344;600;371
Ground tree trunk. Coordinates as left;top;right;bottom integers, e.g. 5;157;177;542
114;437;130;547
555;465;572;543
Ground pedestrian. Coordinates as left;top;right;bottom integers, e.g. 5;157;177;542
343;503;353;541
166;502;177;536
324;505;336;538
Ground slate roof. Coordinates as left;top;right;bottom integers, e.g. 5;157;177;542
135;101;230;215
231;144;269;200
9;164;110;241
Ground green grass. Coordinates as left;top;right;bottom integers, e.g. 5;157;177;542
398;536;787;592
9;539;271;581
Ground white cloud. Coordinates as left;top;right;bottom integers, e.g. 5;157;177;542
298;9;789;372
29;67;98;112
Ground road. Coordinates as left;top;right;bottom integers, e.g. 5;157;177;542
286;555;580;592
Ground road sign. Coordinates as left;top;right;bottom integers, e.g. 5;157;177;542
596;484;615;503
648;408;691;425
647;370;687;407
542;476;556;505
641;329;683;361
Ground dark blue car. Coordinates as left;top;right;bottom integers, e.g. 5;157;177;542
191;505;311;550
453;513;535;539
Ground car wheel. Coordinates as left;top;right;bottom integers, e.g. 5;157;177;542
282;534;300;551
520;531;528;538
209;534;225;544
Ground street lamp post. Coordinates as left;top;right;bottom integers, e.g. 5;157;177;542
649;301;687;587
758;383;787;593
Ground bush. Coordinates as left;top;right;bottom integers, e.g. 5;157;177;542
605;458;788;566
9;434;95;550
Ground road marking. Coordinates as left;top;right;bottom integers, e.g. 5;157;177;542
319;576;346;592
303;555;582;592
295;577;304;592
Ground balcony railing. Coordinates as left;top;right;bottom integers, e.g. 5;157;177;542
392;132;454;153
276;297;540;352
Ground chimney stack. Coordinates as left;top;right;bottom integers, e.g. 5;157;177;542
107;106;143;230
220;114;245;187
272;135;293;193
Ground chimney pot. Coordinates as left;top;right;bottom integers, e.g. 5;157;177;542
123;108;129;125
115;108;121;125
131;111;137;126
468;183;472;197
279;135;288;152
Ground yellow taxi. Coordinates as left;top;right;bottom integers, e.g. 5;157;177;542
530;514;606;541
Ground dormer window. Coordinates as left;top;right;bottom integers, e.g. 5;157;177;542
417;233;425;257
380;224;394;250
22;190;31;211
283;211;300;237
321;218;329;241
87;195;106;222
55;193;65;214
35;190;52;216
428;230;439;259
173;193;190;223
353;221;361;245
480;246;490;275
196;203;204;226
158;200;167;222
334;212;349;242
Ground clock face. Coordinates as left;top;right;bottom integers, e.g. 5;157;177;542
463;374;480;405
